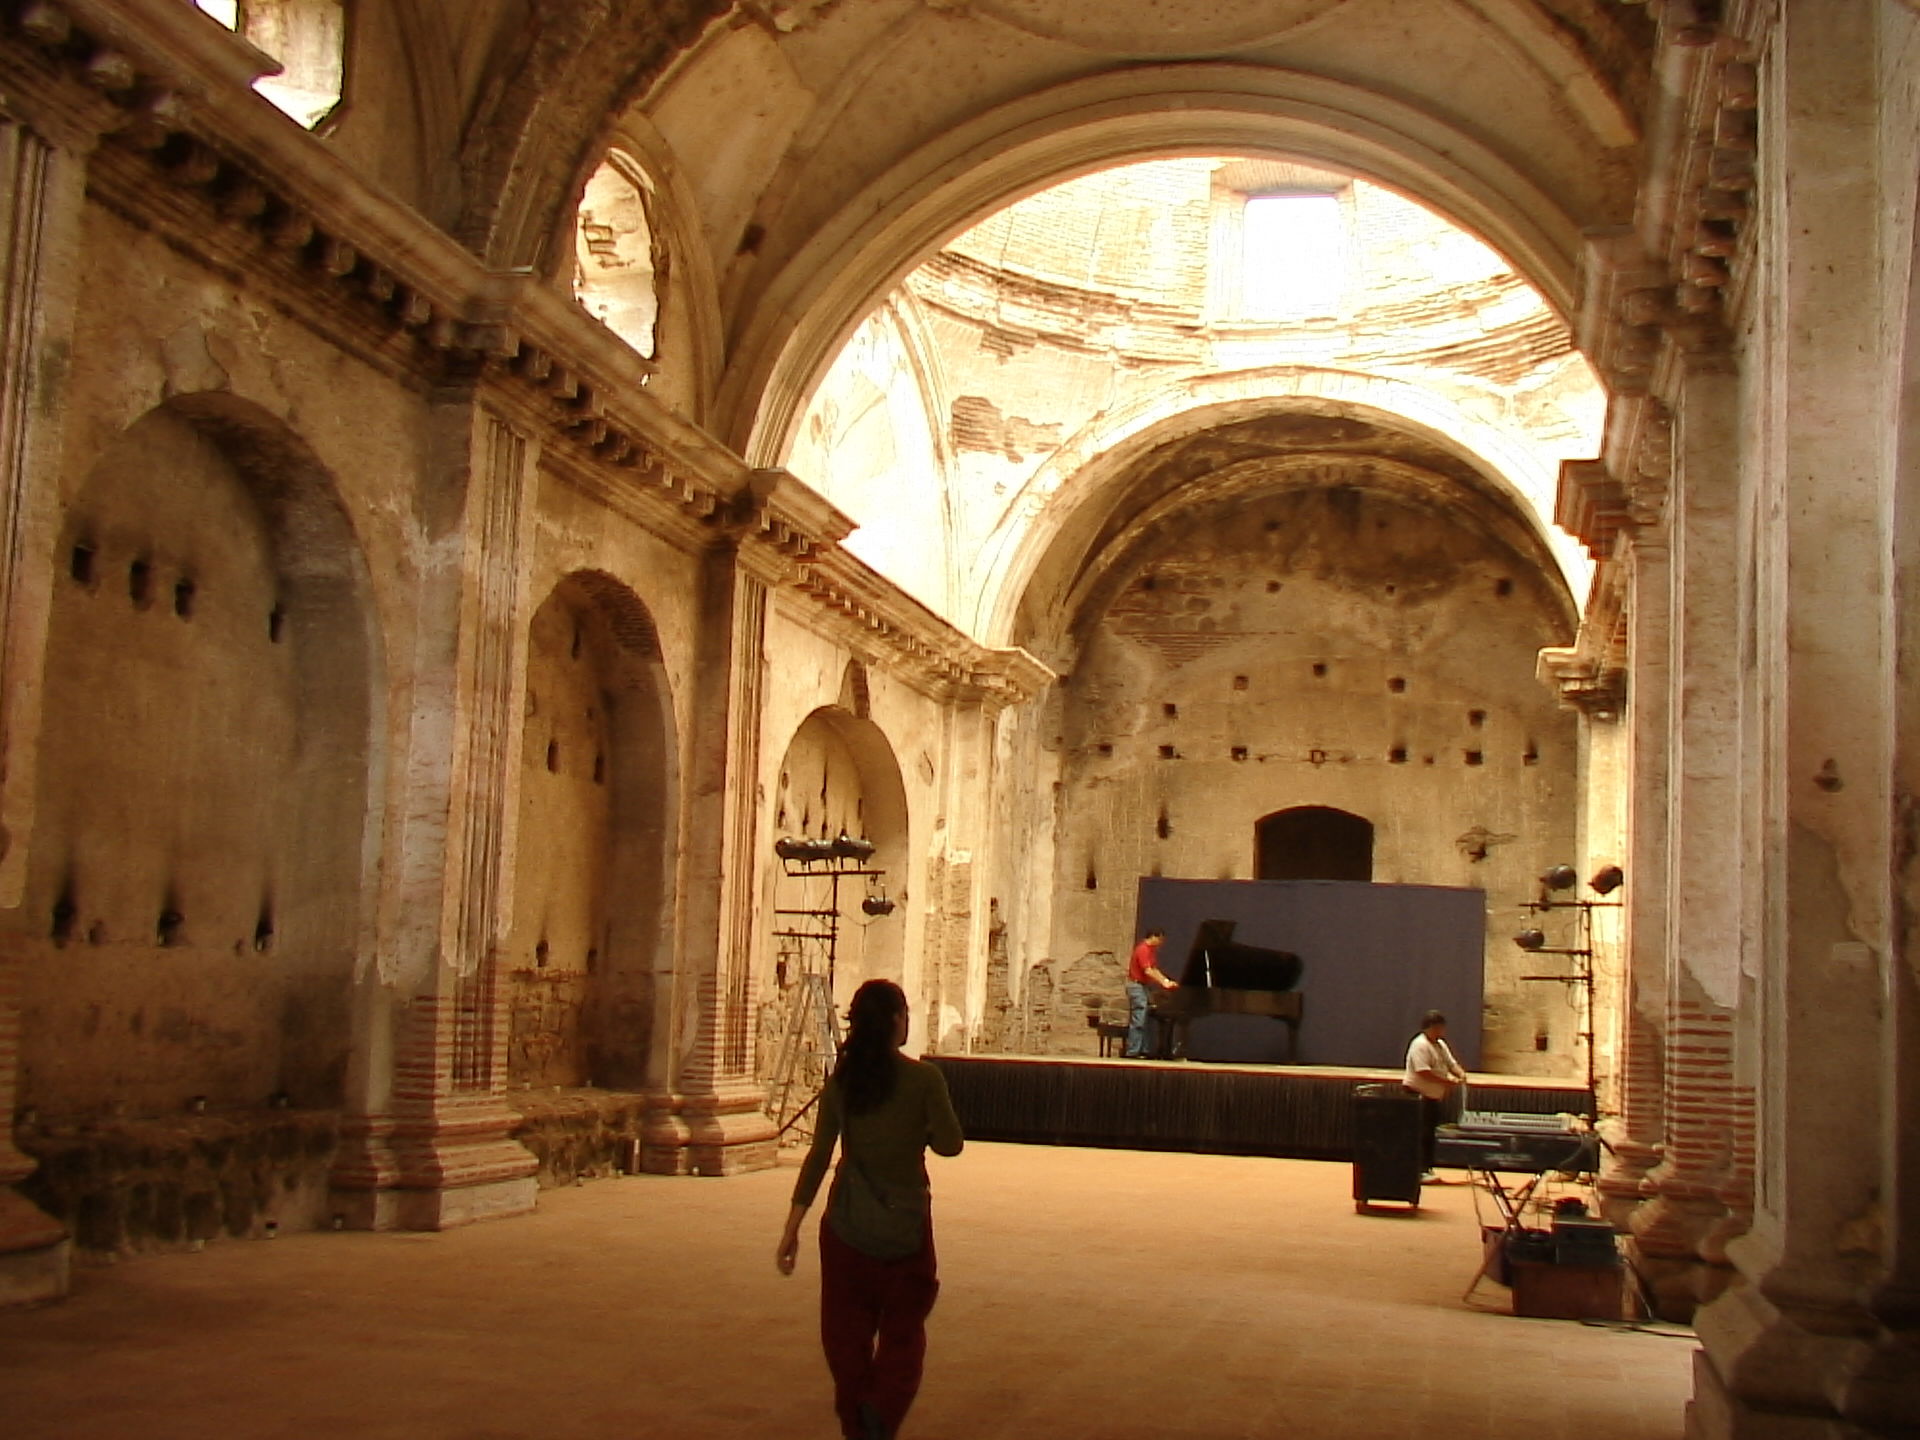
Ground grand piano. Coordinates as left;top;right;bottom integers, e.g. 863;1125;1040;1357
1149;919;1304;1063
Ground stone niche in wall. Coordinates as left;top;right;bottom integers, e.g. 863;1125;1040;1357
16;399;376;1249
1024;447;1581;1074
505;573;676;1097
759;696;911;1084
20;402;374;1120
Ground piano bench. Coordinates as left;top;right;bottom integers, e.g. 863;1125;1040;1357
1095;1021;1130;1056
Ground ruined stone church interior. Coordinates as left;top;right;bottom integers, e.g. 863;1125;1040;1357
0;1;1916;1436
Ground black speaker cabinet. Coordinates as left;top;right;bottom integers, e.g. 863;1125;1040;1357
1351;1083;1423;1211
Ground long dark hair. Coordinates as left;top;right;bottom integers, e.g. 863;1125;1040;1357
834;979;907;1115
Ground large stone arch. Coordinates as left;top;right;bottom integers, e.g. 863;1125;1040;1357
732;65;1600;461
971;376;1589;645
21;392;383;1132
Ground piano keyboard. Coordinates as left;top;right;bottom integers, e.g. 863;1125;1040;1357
1457;1109;1579;1135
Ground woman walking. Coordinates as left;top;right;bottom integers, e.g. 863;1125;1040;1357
776;979;965;1440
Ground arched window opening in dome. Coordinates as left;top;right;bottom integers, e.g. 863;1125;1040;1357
574;155;663;363
193;0;345;130
1241;193;1348;321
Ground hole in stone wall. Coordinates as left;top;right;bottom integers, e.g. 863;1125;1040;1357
545;740;560;773
70;544;95;585
1141;574;1157;591
268;605;285;642
535;939;550;968
86;921;106;946
1312;663;1327;678
1384;584;1397;596
1266;580;1280;593
1163;702;1178;718
1464;750;1483;765
1496;578;1514;597
1388;746;1407;764
1156;810;1172;839
1231;746;1248;762
173;578;196;618
252;909;274;953
593;752;606;784
585;947;599;974
1157;744;1177;759
1387;676;1406;693
1522;743;1539;766
1095;742;1112;756
1232;675;1249;691
1534;1028;1550;1051
50;891;76;947
1422;754;1435;765
1468;709;1486;728
156;908;185;947
1084;869;1098;891
129;559;153;608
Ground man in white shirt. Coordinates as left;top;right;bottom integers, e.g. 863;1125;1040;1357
1402;1009;1468;1179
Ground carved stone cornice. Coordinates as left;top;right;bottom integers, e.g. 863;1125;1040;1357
1556;457;1632;560
788;551;1055;712
1539;558;1629;718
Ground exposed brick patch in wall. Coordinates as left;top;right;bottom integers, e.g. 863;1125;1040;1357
507;1088;650;1186
949;395;1063;463
18;1110;339;1253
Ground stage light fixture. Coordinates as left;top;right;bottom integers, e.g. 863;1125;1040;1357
775;835;837;863
1589;865;1624;896
1513;928;1547;951
862;892;896;917
830;831;877;862
1539;865;1578;892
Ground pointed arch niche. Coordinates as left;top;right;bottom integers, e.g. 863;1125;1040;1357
504;572;678;1093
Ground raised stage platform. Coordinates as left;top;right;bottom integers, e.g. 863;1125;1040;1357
925;1054;1591;1162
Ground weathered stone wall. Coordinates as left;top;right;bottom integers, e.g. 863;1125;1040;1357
17;1109;340;1254
1038;475;1579;1073
506;1090;652;1188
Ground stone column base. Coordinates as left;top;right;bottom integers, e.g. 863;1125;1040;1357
1687;1272;1918;1439
330;1095;540;1231
1630;1189;1736;1322
1630;1241;1737;1323
639;1091;694;1175
645;1079;777;1177
0;1188;69;1307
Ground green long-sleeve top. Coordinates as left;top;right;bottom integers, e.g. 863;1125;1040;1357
791;1054;965;1208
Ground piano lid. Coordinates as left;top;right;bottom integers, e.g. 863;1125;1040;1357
1176;919;1304;992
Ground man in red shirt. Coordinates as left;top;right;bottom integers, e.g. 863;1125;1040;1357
1124;930;1179;1058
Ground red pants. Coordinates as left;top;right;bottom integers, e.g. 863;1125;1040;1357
818;1216;940;1438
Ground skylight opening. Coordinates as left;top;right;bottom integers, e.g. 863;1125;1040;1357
1241;193;1347;321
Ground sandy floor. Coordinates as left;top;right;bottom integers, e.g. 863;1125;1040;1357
0;1142;1695;1439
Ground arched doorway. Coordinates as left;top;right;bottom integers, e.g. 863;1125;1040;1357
1256;806;1374;881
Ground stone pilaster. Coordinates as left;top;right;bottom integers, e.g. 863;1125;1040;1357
1632;352;1749;1319
641;531;777;1176
1595;531;1672;1241
330;402;541;1227
0;94;97;1304
1688;5;1917;1432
